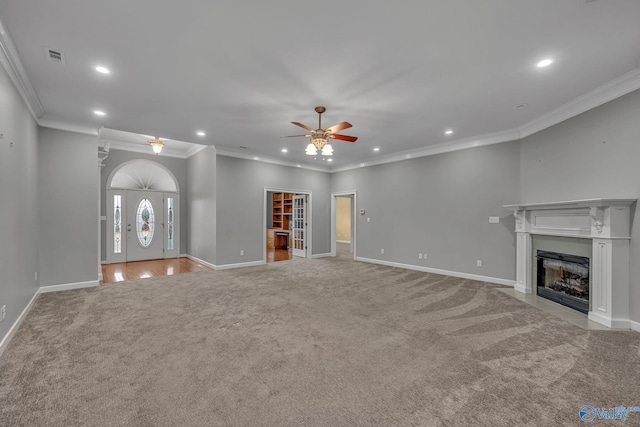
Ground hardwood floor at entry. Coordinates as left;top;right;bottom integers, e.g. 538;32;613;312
101;258;211;284
267;248;292;262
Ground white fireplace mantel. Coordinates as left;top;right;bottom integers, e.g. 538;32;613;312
504;198;636;329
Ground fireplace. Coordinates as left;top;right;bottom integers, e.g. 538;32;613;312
536;250;589;314
504;198;636;329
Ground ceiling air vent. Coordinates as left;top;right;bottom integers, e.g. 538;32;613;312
45;48;66;64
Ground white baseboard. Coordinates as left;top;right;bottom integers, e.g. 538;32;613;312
214;260;265;270
0;290;39;357
39;280;99;294
185;254;215;269
514;283;531;294
588;311;633;330
336;240;351;244
1;279;98;357
311;253;332;259
630;320;640;333
355;257;514;286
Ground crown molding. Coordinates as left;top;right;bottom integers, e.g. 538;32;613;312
518;68;640;139
330;128;522;173
215;147;331;173
332;67;640;173
0;14;45;120
103;139;197;159
185;143;208;158
39;117;100;136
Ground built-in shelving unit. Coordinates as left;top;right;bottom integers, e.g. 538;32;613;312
268;192;295;250
272;192;294;230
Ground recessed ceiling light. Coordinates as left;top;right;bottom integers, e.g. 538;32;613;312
373;147;380;152
445;130;453;135
253;156;259;161
196;131;206;137
327;158;333;162
537;58;554;68
281;148;288;153
95;66;110;75
93;110;106;116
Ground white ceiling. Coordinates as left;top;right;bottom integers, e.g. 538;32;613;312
1;0;639;171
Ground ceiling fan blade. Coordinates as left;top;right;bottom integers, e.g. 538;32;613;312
325;122;352;134
329;134;358;143
283;134;311;138
291;121;314;131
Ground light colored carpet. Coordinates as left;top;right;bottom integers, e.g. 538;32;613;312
1;250;639;426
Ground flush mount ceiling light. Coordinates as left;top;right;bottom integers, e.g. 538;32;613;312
285;106;357;156
148;136;164;155
537;58;554;68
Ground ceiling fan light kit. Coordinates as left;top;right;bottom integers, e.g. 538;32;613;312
286;106;357;157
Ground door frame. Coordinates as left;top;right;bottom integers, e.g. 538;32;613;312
331;191;357;259
106;189;180;264
263;187;312;262
104;159;180;265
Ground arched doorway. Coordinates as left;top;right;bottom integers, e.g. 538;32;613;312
105;160;180;264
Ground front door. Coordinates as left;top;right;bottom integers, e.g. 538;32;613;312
292;194;307;258
126;190;164;261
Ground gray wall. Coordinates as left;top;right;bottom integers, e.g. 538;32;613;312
331;142;521;281
187;147;216;265
0;63;39;341
215;155;332;266
100;149;189;260
520;88;640;323
38;128;99;286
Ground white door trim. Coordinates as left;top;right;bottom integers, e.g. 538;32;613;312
106;189;179;264
263;187;313;263
331;191;357;259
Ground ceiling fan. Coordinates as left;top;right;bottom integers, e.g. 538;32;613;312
285;106;357;156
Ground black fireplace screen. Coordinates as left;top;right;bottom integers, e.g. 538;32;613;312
536;250;590;314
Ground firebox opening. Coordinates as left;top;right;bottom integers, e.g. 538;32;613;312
536;250;590;314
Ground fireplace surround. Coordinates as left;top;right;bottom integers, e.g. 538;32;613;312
504;199;636;329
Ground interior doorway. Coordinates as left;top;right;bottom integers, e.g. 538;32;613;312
264;188;312;263
331;191;356;258
106;160;180;264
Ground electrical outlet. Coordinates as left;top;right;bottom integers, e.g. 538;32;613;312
381;248;384;254
0;305;5;322
477;260;482;267
240;250;244;256
424;253;428;260
418;253;423;259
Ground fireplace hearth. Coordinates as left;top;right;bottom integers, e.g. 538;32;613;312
536;250;589;314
